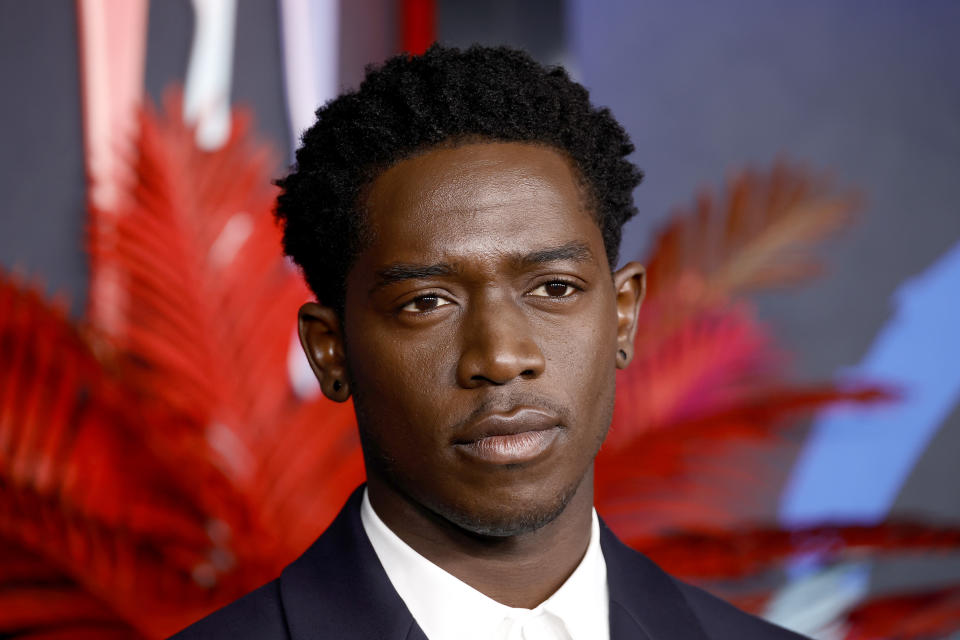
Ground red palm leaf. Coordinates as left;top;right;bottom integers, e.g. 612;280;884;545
0;274;220;542
598;384;892;537
0;540;138;638
845;585;960;639
609;299;781;447
85;93;364;561
635;522;960;581
644;161;860;305
0;274;252;636
617;163;863;450
1;97;363;636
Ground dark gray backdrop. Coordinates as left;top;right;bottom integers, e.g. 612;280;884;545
2;1;957;592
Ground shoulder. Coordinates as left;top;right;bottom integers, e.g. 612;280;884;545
599;519;807;640
675;580;809;640
168;579;289;640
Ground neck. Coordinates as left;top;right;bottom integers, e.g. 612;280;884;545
366;470;595;609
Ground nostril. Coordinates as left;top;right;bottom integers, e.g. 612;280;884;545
520;369;536;378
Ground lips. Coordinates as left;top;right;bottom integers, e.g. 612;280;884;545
453;407;562;465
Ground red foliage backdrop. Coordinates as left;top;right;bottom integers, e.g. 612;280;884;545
1;97;957;639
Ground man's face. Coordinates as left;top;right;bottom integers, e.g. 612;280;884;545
305;141;642;537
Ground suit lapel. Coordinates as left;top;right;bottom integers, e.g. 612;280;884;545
600;521;710;640
278;491;708;640
404;624;429;640
279;487;424;640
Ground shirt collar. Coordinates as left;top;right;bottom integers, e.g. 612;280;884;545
360;488;608;640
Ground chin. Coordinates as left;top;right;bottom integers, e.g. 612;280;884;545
431;476;586;538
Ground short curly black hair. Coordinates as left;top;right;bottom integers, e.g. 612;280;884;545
275;44;642;314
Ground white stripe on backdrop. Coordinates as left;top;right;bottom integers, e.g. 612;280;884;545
76;0;149;335
278;0;342;399
278;0;341;157
184;0;238;150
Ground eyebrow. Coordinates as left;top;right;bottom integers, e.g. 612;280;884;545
512;241;594;269
371;241;595;291
374;263;459;289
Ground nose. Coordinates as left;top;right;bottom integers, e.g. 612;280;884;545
456;293;546;388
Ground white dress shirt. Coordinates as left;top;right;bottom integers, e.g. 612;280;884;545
360;490;609;640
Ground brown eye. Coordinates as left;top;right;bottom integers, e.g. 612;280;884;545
402;295;451;313
530;281;578;298
544;282;571;297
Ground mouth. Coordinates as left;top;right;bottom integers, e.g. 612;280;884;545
452;407;562;465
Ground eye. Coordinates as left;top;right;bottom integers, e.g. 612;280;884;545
401;294;452;313
529;280;579;298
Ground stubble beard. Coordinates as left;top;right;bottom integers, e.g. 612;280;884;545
350;366;615;540
431;468;591;538
357;417;607;540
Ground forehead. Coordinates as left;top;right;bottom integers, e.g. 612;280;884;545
360;141;600;264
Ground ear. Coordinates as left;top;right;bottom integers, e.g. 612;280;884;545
612;262;646;369
298;302;351;402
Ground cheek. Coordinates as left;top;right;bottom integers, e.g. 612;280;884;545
348;326;457;435
569;343;617;421
543;304;618;429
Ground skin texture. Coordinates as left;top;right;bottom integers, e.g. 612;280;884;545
299;141;645;608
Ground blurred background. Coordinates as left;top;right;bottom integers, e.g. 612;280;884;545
1;1;959;638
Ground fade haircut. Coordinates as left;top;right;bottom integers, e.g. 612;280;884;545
275;44;642;314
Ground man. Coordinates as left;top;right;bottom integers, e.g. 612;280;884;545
173;45;805;639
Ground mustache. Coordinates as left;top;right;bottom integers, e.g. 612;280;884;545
450;391;570;432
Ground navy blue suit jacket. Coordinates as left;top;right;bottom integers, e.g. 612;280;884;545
171;488;806;639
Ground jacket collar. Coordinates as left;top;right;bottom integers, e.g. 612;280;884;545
279;487;425;640
280;486;707;640
600;520;710;640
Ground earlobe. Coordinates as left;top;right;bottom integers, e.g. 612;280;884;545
298;302;351;402
612;262;646;369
